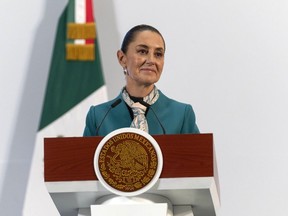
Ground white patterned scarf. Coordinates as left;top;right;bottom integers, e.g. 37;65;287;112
122;86;159;133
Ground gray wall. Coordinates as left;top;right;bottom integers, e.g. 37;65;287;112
1;0;288;215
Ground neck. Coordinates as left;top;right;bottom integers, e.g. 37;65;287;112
125;85;155;98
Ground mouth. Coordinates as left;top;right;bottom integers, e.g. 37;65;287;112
140;68;157;73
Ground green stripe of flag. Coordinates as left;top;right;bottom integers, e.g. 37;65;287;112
67;0;75;44
67;0;75;23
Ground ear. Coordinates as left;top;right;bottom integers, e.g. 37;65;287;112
117;50;127;68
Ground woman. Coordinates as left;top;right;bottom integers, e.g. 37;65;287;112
83;24;199;136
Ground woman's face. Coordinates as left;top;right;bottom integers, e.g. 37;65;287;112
118;30;165;88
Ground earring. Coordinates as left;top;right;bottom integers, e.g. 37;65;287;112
123;68;128;75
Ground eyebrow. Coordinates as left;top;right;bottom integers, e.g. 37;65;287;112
136;44;165;52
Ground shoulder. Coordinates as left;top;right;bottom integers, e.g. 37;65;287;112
89;94;122;113
156;90;196;118
154;90;199;134
157;90;191;108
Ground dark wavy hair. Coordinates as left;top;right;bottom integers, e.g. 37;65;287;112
120;24;166;54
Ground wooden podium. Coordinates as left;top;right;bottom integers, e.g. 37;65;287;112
44;133;220;216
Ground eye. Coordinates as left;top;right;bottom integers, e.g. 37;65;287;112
138;49;148;55
155;51;164;58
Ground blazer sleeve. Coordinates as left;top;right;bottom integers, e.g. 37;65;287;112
83;106;96;136
181;104;200;134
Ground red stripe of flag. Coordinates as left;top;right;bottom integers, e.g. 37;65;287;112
86;0;94;44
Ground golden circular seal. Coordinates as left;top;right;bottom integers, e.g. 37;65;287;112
94;128;163;196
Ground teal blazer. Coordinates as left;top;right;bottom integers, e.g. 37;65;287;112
83;90;199;136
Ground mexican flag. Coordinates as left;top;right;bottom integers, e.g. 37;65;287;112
24;1;107;215
39;0;107;136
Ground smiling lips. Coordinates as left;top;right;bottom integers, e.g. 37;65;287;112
140;67;156;73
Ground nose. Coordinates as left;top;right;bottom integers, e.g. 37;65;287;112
146;53;155;64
